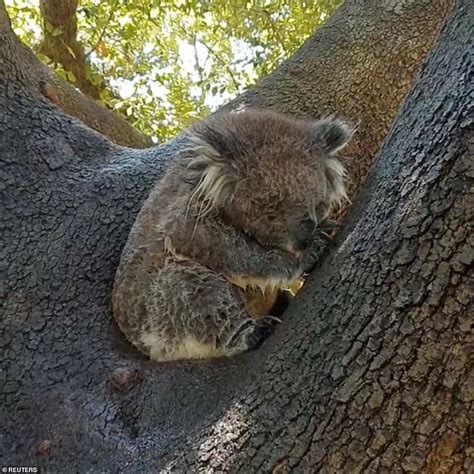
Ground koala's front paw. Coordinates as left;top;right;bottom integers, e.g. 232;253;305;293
226;316;280;354
300;232;334;272
245;315;281;350
246;325;274;350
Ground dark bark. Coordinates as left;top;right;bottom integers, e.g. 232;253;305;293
1;1;471;473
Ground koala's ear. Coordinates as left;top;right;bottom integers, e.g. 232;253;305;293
312;118;354;155
181;130;239;217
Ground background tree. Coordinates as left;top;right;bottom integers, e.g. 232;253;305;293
7;0;342;142
1;0;470;471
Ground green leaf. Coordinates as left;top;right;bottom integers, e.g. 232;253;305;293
66;70;76;82
37;53;51;64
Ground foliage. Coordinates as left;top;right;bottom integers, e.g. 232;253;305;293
7;0;342;142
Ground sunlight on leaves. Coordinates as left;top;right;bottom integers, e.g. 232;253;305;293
6;0;342;142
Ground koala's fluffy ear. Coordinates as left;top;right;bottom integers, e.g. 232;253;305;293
312;118;354;155
181;130;239;217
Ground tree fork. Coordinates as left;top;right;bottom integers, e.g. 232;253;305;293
0;0;151;148
1;0;470;471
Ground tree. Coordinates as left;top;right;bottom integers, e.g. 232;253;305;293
1;0;471;471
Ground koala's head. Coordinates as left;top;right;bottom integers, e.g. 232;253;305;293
181;109;353;255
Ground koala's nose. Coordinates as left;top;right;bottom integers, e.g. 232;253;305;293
293;218;315;251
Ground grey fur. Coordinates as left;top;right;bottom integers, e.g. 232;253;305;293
112;109;353;361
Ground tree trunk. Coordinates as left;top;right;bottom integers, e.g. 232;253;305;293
1;0;471;473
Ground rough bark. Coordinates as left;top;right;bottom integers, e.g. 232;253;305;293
1;1;471;473
2;0;151;148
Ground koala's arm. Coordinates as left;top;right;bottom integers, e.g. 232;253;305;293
167;217;328;282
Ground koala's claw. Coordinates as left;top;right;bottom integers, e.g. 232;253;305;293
317;230;334;243
319;219;341;231
226;316;280;353
255;315;282;327
246;315;281;349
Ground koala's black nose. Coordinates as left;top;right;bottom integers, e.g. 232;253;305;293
294;218;315;250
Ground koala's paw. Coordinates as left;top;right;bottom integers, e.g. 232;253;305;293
248;315;282;349
227;316;281;354
246;325;274;350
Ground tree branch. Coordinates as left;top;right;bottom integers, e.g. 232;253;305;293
0;0;152;148
200;39;241;92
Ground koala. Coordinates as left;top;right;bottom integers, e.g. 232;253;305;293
112;109;353;362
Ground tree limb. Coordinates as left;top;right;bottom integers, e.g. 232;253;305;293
0;0;152;148
38;0;104;100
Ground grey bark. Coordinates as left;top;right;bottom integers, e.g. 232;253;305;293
1;0;471;472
